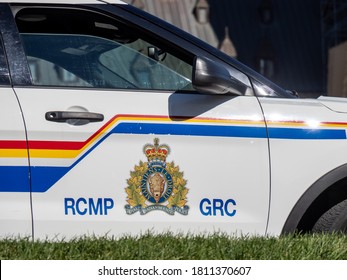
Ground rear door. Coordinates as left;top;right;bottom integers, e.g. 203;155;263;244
9;3;270;238
0;3;32;238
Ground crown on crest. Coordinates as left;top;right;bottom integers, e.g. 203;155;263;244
143;138;170;166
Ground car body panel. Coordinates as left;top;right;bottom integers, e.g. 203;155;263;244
0;88;32;237
0;0;347;239
259;97;347;234
12;87;270;238
318;96;347;113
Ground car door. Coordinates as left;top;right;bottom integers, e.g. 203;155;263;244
8;2;270;238
0;6;32;238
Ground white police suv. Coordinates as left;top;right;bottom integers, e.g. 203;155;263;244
1;0;347;239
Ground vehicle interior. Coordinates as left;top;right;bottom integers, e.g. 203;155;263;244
13;6;194;90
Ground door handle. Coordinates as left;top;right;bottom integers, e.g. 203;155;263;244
45;111;104;123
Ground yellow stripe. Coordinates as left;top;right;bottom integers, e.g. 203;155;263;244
29;149;80;158
0;149;28;158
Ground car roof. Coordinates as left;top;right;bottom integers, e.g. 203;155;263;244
0;0;126;4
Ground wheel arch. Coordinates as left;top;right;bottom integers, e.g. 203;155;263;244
282;163;347;234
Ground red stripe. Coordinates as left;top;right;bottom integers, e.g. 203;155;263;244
0;140;27;149
27;140;85;150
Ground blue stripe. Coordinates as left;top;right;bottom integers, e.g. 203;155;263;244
268;127;346;140
30;166;69;192
1;123;346;193
0;166;30;192
0;166;69;192
112;123;268;138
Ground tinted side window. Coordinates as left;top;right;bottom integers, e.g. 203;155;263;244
14;7;194;91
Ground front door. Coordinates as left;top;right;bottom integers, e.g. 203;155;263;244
10;3;270;238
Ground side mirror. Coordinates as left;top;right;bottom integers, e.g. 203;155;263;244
192;56;247;95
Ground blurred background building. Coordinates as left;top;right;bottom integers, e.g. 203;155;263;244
126;0;347;98
322;0;347;97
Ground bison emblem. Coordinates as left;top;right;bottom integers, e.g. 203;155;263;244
148;173;165;203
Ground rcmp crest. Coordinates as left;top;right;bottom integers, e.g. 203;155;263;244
125;138;189;215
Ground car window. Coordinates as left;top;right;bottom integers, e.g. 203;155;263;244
27;54;92;87
14;7;194;91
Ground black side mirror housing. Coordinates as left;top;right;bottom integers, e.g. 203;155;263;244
192;56;247;95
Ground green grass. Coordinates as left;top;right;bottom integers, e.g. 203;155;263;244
0;232;347;260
